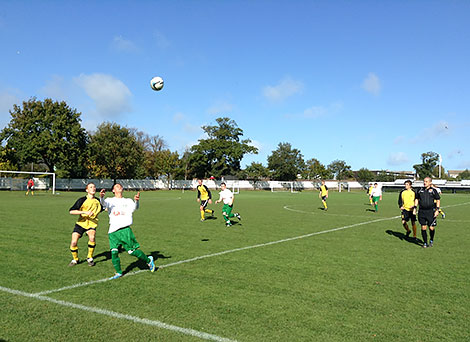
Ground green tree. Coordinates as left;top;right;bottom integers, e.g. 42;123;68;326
243;162;270;181
355;168;375;183
413;151;439;179
0;98;88;177
268;142;305;181
302;158;331;180
457;169;470;180
154;149;180;187
189;117;258;178
88;122;144;180
376;170;396;182
327;160;352;180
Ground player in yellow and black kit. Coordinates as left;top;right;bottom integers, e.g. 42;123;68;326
68;182;102;266
319;180;328;211
197;179;215;221
398;180;417;239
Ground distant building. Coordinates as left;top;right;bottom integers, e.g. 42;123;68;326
448;170;465;179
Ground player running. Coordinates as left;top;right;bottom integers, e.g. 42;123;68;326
398;180;417;239
100;184;156;279
369;183;382;212
68;182;102;267
196;178;214;221
367;183;374;205
319;180;328;211
215;182;241;227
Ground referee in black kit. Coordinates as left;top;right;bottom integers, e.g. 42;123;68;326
415;177;441;248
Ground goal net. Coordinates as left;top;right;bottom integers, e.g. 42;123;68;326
0;170;56;194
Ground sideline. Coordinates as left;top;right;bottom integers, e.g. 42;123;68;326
0;285;237;342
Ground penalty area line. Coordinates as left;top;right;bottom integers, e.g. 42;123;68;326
34;214;400;296
0;285;237;342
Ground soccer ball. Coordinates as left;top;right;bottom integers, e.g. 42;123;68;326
150;76;164;91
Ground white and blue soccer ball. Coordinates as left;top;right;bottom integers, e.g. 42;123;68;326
150;76;164;91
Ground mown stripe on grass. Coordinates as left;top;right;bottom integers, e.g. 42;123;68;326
34;214;400;296
0;285;237;342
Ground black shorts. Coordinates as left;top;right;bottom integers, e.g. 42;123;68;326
72;224;95;237
418;209;436;227
321;196;327;201
200;199;209;209
401;209;416;222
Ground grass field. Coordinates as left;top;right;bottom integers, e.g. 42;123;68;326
1;189;469;341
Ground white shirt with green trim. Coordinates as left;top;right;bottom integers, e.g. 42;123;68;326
219;189;233;205
101;197;137;234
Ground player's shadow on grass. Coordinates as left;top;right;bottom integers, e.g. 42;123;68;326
366;208;377;212
123;250;171;274
385;230;422;246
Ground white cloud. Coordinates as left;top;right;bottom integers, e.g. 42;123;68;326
75;73;132;118
362;72;381;96
0;89;20;127
207;101;233;115
112;35;139;53
410;120;451;144
387;152;410;166
284;102;342;119
263;77;303;102
39;75;71;101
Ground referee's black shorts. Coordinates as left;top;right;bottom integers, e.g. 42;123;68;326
418;208;435;226
401;209;416;222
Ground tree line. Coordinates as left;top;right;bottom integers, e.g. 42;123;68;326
1;98;468;182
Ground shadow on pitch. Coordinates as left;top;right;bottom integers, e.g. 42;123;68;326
123;250;171;274
386;230;422;246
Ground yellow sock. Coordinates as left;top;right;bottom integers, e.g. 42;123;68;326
323;201;327;209
70;246;79;261
205;209;213;214
200;210;205;220
87;242;96;259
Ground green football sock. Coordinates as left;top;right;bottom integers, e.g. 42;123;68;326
111;249;122;274
131;249;150;263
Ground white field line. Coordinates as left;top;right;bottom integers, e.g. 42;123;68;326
33;201;470;297
34;215;400;296
0;285;237;342
283;205;373;218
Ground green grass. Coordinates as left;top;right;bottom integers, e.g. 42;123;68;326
1;189;469;341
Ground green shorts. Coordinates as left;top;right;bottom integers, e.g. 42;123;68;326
108;227;140;251
222;203;233;216
372;196;380;203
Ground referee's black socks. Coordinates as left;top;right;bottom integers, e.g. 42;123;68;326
429;229;435;242
421;230;428;245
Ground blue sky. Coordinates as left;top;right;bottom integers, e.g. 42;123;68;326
1;0;469;172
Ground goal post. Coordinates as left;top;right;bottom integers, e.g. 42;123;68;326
0;170;56;194
270;181;298;193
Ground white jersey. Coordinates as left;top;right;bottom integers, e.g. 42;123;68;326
100;197;137;233
370;187;382;197
218;189;234;205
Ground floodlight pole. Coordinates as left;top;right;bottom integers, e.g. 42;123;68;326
438;154;442;179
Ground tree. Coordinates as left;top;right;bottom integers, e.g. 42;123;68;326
355;168;375;183
457;169;470;180
413;151;439;179
87;122;144;180
243;162;270;181
154;149;180;188
376;170;396;182
0;98;88;177
302;158;332;180
267;142;305;181
189;117;258;178
327;160;352;180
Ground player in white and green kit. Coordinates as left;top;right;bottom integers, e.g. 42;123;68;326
215;182;241;227
100;183;156;279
